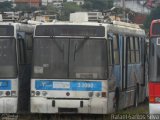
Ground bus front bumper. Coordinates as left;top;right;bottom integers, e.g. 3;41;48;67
31;97;107;114
149;103;160;114
0;97;17;113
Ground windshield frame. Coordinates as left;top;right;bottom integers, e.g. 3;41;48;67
34;25;105;38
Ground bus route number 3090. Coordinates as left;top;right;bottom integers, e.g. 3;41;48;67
77;82;94;88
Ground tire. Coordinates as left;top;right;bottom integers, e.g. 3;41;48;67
115;87;120;111
134;84;139;107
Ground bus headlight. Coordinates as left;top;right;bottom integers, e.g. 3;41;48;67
96;92;101;97
0;91;3;96
155;97;160;103
42;91;47;96
5;91;10;96
11;91;16;96
31;91;35;96
36;91;40;96
101;92;107;97
88;92;93;97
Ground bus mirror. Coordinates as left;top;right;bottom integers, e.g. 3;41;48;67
17;33;24;41
108;37;113;41
107;34;113;41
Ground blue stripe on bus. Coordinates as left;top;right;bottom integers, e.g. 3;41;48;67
0;80;11;90
35;80;102;91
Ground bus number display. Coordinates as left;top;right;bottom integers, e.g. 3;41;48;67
35;25;105;37
77;82;94;88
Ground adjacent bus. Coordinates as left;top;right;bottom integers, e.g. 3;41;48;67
149;19;160;114
31;21;146;114
0;23;34;113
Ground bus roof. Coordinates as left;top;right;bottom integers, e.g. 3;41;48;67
34;21;145;37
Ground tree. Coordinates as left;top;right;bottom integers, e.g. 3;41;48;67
144;7;160;30
60;2;83;20
83;0;113;11
0;1;13;12
46;4;59;14
14;4;38;12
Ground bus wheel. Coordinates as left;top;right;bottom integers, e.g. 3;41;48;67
114;87;120;111
134;84;139;107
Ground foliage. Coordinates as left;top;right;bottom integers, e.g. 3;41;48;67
59;2;83;21
14;4;38;12
0;0;115;23
83;0;113;11
0;1;13;12
144;7;160;30
46;4;59;14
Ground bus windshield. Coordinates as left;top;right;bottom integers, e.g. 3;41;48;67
32;38;68;79
0;38;17;78
0;25;14;36
32;38;107;79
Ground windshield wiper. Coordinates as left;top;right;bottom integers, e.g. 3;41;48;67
50;30;64;54
74;36;90;60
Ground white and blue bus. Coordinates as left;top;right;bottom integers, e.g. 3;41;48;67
0;23;34;113
31;21;146;114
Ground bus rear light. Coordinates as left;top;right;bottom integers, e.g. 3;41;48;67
31;91;35;96
5;91;10;96
149;96;155;103
149;96;160;103
11;91;16;96
149;82;160;103
155;97;160;103
102;92;107;97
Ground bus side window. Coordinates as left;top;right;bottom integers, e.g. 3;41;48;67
130;37;136;64
127;37;131;64
135;37;140;63
113;34;120;64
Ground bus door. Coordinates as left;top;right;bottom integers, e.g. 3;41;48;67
107;33;121;90
140;38;145;86
119;35;125;90
119;36;129;108
122;36;131;91
107;33;121;111
116;35;129;109
122;36;136;107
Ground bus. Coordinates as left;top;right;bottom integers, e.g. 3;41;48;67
0;23;34;113
31;21;146;114
149;19;160;114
